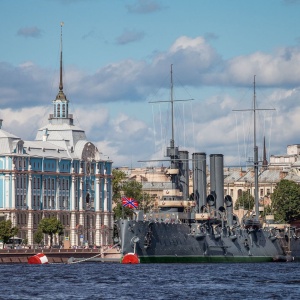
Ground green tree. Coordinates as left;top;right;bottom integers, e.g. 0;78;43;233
33;229;44;246
112;169;127;204
271;179;300;223
234;191;255;211
0;220;18;248
38;217;63;247
113;177;153;220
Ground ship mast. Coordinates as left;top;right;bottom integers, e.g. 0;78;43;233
253;76;259;221
148;64;193;153
146;65;193;193
170;64;175;148
233;76;275;222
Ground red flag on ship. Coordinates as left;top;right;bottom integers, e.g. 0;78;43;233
122;197;139;209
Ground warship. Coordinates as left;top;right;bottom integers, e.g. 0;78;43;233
116;67;300;263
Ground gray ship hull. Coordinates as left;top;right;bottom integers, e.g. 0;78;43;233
118;219;292;263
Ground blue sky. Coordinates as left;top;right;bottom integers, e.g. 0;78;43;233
1;0;300;167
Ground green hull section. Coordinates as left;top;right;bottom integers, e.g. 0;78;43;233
138;256;274;263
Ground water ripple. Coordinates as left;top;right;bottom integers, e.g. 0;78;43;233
1;263;300;299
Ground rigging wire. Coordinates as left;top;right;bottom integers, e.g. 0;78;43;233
191;101;196;154
182;102;186;149
234;112;241;167
151;104;156;155
268;111;274;161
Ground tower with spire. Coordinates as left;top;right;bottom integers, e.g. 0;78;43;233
50;22;73;126
0;23;113;249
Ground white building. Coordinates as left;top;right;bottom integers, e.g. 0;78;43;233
0;27;113;248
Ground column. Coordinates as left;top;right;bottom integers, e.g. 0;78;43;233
27;173;33;245
95;213;101;246
56;178;59;210
5;174;10;209
70;175;76;246
27;212;33;246
79;178;83;211
70;212;76;247
95;167;100;212
71;174;75;210
78;178;84;244
103;169;109;243
27;174;32;210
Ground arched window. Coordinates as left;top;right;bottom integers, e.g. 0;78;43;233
57;104;61;117
62;104;66;117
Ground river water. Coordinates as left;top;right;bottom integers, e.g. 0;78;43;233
1;262;300;299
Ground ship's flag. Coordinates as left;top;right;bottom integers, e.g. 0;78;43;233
122;197;139;209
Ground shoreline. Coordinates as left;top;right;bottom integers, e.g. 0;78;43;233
0;248;121;264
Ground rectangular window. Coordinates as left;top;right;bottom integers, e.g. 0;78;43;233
260;189;264;197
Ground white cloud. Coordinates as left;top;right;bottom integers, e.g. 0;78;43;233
2;36;300;167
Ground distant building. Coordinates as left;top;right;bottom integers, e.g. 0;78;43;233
120;144;300;215
0;27;113;247
269;144;300;172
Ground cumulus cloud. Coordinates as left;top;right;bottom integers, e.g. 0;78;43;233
2;35;300;166
221;47;300;87
3;36;300;110
17;26;42;38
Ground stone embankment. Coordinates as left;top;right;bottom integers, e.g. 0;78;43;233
0;247;121;264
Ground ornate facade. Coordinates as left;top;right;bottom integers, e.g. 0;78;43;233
0;25;113;248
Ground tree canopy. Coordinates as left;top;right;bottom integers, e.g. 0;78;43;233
271;179;300;223
112;169;127;203
38;217;63;247
234;191;255;211
112;169;153;220
0;220;18;247
33;229;44;246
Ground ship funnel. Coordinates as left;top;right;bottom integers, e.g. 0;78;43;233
209;154;224;212
192;153;207;212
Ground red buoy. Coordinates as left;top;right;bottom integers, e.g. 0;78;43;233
28;253;49;264
121;253;140;264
